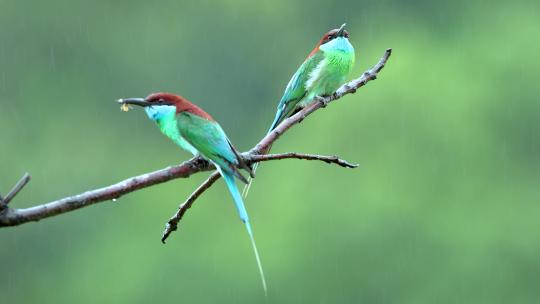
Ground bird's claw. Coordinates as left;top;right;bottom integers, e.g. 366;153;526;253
344;85;357;94
315;96;329;108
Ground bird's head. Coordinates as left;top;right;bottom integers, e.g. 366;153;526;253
118;92;213;121
309;23;353;57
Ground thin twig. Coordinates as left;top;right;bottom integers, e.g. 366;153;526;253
161;171;221;243
2;173;31;206
248;153;358;168
0;48;392;228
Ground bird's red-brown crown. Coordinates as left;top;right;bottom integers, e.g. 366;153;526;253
306;28;351;59
145;92;214;121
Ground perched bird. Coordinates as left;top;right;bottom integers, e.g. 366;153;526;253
118;93;267;293
243;23;355;197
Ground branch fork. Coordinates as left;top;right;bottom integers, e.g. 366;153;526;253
1;173;31;211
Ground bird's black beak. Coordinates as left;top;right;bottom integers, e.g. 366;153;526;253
336;23;346;37
117;97;151;107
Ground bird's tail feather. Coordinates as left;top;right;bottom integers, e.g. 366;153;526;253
242;163;259;198
268;107;285;135
245;219;267;296
222;171;267;295
222;170;249;222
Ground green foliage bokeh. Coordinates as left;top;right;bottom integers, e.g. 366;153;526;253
1;0;539;303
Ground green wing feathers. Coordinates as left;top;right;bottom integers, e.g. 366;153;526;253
177;112;249;182
280;51;325;107
270;51;325;131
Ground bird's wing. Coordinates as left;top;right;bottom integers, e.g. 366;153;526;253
269;50;325;132
178;112;248;183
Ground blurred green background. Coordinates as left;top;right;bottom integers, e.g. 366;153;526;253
1;0;539;303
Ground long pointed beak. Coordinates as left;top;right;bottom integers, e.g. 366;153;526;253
117;97;151;107
336;23;346;37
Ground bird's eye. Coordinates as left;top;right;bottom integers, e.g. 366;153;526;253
158;98;165;104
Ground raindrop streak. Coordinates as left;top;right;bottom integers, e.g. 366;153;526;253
49;47;56;70
1;72;6;92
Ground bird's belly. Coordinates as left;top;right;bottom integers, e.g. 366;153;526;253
313;68;347;94
306;55;353;98
158;116;199;156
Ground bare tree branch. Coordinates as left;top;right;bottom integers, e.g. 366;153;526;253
0;48;392;229
0;152;357;227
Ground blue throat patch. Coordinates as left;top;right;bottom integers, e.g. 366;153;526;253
320;37;354;53
145;105;176;121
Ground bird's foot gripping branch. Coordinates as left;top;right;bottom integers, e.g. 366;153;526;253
0;48;392;238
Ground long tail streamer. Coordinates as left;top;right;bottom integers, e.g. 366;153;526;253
222;171;267;295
